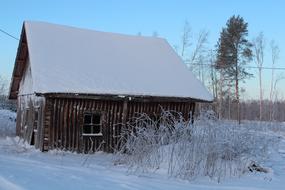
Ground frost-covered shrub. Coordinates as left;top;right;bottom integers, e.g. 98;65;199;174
0;109;16;137
0;95;17;112
114;110;278;181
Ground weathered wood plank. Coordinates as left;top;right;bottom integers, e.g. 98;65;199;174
28;94;197;153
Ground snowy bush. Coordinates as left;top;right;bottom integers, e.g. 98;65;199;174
114;110;278;181
0;109;16;137
0;95;17;112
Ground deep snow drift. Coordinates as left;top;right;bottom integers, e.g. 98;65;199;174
1;109;285;190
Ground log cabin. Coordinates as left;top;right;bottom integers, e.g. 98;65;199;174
9;21;213;153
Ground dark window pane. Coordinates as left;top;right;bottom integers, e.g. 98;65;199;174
84;114;92;124
83;125;91;134
93;114;101;125
93;125;101;134
83;112;102;135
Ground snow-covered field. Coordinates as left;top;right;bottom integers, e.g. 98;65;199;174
1;109;285;190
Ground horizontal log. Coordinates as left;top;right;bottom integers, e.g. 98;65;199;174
40;93;207;103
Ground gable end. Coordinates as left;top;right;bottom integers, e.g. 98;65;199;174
9;23;29;99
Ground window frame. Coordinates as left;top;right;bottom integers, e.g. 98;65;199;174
82;111;103;136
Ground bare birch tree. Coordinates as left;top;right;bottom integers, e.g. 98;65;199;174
271;74;284;120
178;21;209;84
188;30;209;83
269;41;279;121
180;21;192;58
253;32;265;121
188;30;208;64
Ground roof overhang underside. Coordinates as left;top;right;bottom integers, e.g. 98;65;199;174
37;92;212;103
9;24;28;99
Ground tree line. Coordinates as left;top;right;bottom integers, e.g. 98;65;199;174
175;15;284;122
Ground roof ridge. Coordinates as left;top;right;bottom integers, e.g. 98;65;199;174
24;20;166;41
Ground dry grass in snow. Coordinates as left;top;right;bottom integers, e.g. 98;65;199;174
114;110;280;182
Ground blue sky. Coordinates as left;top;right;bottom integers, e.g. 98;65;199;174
0;0;284;99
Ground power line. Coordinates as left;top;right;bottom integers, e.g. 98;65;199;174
0;28;19;41
189;63;285;70
245;66;285;70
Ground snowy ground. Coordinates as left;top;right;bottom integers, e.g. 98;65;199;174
1;109;285;190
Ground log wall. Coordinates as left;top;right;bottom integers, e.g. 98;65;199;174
43;96;195;153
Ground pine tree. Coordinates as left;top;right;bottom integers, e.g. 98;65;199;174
216;15;253;124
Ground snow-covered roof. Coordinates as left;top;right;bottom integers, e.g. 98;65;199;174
11;21;213;101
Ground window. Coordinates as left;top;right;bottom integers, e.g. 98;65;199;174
83;112;102;136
